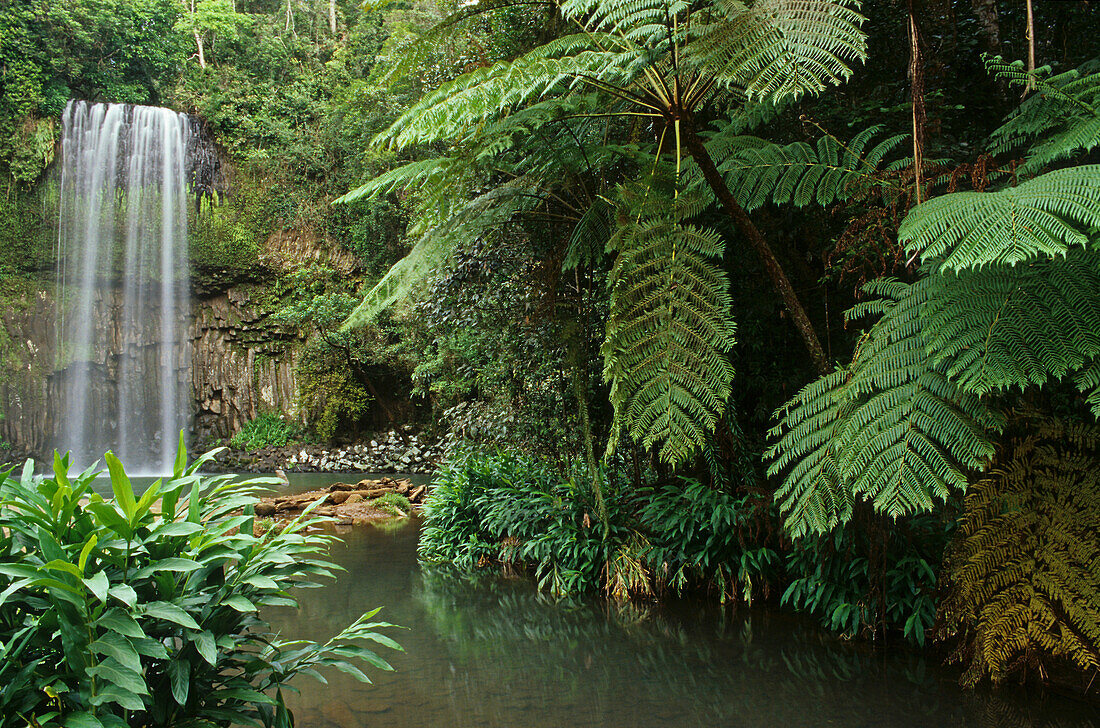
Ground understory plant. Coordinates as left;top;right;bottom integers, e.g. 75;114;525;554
421;449;782;602
0;439;401;727
229;413;301;450
938;414;1100;685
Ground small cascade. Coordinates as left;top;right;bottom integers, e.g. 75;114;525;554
56;100;196;473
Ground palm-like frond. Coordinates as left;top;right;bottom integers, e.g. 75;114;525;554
375;39;630;150
706;124;908;210
985;56;1100;176
686;0;867;99
767;276;1000;537
333;158;461;205
899;165;1100;273
602;183;736;466
924;249;1100;396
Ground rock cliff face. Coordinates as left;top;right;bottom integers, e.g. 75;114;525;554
191;286;305;443
0;280;307;457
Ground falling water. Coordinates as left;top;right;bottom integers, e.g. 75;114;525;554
56;100;192;473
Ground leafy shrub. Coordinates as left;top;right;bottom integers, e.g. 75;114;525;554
421;450;781;602
0;440;402;727
419;449;629;596
938;415;1100;685
782;512;948;646
230;413;300;450
637;479;780;604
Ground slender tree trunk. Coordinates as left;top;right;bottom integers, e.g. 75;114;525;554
285;0;294;33
329;0;337;34
970;0;1000;53
908;0;926;204
1024;0;1036;94
193;30;206;68
681;117;828;374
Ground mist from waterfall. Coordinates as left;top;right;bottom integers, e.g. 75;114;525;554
56;100;192;474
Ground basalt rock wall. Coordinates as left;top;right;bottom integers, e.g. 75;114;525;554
0;281;307;458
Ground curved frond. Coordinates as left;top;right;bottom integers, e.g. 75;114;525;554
376;39;627;150
333;158;460;205
899;166;1100;272
924;249;1100;395
709;125;907;210
686;0;867;101
602;185;736;466
768;276;1001;538
985;56;1100;175
940;415;1100;686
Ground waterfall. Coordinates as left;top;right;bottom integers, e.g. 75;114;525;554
56;100;193;473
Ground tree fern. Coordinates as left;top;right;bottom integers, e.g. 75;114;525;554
767;276;1000;537
898;165;1100;273
939;414;1100;686
602;182;736;466
985;56;1100;176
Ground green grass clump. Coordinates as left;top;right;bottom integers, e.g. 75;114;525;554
374;492;412;517
230;413;299;450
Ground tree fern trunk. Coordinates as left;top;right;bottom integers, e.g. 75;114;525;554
682;119;828;374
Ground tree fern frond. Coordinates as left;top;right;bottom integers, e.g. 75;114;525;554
343;181;540;327
768;276;1001;537
563;197;613;270
985;56;1100;176
602;185;736;466
333;158;461;205
939;414;1100;686
686;0;867;101
898;166;1100;272
923;250;1100;396
376;42;627;150
708;125;908;210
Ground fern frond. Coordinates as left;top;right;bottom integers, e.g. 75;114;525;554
985;56;1100;176
333;157;460;205
709;125;908;210
939;414;1100;685
602;184;736;466
768;276;1001;537
376;40;627;150
923;249;1100;396
343;181;540;327
898;166;1100;272
686;0;867;101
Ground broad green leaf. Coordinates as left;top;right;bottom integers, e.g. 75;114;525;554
108;583;138;608
78;534;99;574
90;632;143;675
83;570;110;603
168;659;190;705
143;601;201;629
194;630;218;665
223;594;258;612
104;452;137;520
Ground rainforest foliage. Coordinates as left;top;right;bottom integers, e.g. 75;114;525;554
0;444;400;727
3;0;1100;691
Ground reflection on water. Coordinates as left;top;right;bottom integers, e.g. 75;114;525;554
268;519;1099;728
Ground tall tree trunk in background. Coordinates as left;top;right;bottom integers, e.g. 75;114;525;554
970;0;1000;53
682;118;829;374
193;30;207;68
1024;0;1036;93
329;0;337;34
285;0;294;33
908;0;926;204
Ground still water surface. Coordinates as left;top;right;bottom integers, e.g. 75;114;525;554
268;519;1100;728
